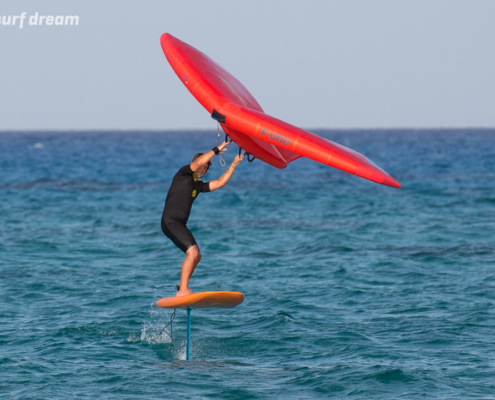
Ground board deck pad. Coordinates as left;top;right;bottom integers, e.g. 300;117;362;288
156;291;244;309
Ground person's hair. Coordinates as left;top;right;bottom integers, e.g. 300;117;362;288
192;153;212;168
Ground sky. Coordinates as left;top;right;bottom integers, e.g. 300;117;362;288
1;0;494;131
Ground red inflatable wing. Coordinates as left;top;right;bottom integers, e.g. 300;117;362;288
160;33;400;188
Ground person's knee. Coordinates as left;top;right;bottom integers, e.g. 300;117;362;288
187;246;201;263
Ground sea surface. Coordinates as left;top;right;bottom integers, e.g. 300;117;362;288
1;130;494;399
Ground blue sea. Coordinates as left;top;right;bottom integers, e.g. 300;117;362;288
1;130;494;399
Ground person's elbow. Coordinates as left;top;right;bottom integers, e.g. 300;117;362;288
190;161;201;172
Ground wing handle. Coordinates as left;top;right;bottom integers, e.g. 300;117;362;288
211;109;226;123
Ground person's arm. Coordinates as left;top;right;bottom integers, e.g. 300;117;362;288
209;154;244;191
190;142;229;172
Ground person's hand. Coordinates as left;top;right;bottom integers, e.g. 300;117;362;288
217;141;230;152
231;154;244;168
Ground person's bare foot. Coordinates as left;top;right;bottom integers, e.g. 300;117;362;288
176;287;194;297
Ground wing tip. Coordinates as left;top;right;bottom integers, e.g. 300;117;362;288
355;164;401;188
382;176;401;189
160;32;173;45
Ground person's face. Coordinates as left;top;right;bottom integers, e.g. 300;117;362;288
195;164;209;178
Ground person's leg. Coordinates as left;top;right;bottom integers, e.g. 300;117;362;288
176;245;201;297
161;221;201;296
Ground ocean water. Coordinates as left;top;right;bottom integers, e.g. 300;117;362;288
1;129;494;399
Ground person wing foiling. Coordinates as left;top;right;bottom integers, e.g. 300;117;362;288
161;142;244;297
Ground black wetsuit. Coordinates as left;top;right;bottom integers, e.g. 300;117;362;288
161;164;211;253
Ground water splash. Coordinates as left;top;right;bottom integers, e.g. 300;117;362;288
140;320;172;344
177;345;187;361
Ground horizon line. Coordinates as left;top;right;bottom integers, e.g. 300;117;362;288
1;127;495;134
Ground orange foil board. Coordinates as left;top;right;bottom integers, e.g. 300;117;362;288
156;291;244;309
160;33;400;188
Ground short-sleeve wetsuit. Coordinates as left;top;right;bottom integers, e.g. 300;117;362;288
161;164;211;253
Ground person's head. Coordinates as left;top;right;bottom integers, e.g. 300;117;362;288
192;153;211;178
